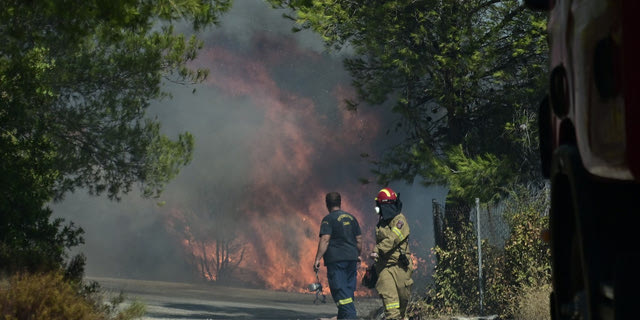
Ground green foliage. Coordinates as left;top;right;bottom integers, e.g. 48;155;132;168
425;187;550;317
1;0;231;200
0;145;84;275
0;0;230;276
113;301;146;320
269;0;548;198
99;292;146;320
496;186;551;317
428;145;515;203
0;272;146;320
427;219;479;315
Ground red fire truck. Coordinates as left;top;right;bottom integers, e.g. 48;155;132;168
526;0;640;319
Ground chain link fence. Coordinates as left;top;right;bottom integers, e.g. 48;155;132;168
473;201;510;249
428;187;551;317
433;192;548;253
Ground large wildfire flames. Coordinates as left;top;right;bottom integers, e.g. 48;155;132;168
164;33;422;295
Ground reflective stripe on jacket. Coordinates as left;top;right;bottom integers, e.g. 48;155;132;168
374;213;410;271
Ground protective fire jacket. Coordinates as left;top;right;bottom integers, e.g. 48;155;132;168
374;212;411;272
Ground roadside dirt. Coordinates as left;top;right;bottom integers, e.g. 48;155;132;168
91;277;383;320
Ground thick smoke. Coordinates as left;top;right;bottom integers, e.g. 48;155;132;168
52;0;443;288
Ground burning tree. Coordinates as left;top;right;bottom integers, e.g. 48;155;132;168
167;190;246;284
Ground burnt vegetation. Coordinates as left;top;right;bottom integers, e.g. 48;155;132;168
166;189;247;285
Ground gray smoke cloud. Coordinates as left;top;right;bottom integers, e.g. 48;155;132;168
52;0;443;286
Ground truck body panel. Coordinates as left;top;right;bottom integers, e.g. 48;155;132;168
548;0;639;181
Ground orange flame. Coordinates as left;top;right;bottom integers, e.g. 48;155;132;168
166;32;385;295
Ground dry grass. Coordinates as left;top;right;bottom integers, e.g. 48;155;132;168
512;284;551;320
0;272;104;320
0;278;8;290
0;272;146;320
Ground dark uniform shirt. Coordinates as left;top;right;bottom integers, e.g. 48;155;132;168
319;209;361;265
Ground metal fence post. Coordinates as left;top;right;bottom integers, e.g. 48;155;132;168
433;199;443;249
476;197;484;315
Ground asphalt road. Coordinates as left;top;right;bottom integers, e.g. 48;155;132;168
90;277;383;320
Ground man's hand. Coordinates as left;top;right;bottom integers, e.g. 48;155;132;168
313;259;321;272
313;234;330;272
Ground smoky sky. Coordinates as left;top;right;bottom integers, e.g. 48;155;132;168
51;0;446;286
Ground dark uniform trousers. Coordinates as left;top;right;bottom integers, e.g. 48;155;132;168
327;260;358;319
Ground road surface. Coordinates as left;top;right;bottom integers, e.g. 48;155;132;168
90;277;382;320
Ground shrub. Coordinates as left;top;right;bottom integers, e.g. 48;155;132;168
0;272;146;320
497;187;551;318
511;284;551;320
423;186;551;318
0;272;103;320
426;220;479;315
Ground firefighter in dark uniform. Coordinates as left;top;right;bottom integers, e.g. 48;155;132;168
370;188;413;320
313;192;362;319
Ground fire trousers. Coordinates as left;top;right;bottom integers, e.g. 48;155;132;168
375;264;413;320
327;260;358;319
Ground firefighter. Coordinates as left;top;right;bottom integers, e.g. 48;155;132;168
370;187;413;320
313;192;362;319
